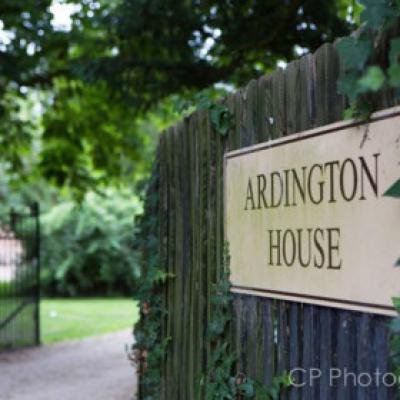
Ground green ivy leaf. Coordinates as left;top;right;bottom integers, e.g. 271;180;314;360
209;104;234;136
359;0;393;29
343;107;356;120
336;37;372;71
391;316;400;333
358;66;386;91
337;72;364;103
237;382;255;398
392;297;400;310
383;179;400;198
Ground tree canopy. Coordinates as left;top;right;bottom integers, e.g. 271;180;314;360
84;0;354;107
0;0;358;194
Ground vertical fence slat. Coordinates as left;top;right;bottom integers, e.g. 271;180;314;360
244;296;258;379
319;308;335;400
159;133;168;400
356;314;374;400
262;299;275;385
199;109;209;399
288;303;300;400
375;317;395;400
337;311;357;400
188;114;197;399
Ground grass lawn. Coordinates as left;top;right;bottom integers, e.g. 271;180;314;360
41;298;139;344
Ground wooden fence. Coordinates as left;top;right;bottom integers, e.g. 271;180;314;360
139;39;399;399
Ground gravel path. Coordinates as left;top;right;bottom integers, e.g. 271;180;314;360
0;330;137;400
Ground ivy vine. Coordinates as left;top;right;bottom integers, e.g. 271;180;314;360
337;0;400;119
203;242;291;400
131;161;173;400
177;89;235;136
197;95;234;137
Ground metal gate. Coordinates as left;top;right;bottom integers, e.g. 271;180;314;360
0;204;40;350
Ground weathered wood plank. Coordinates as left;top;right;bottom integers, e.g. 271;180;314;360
262;299;275;385
244;295;258;379
355;313;374;400
197;109;208;399
315;43;345;125
158;133;168;400
374;317;394;400
269;68;286;139
277;302;289;376
188;119;195;400
288;303;300;400
319;307;335;400
244;79;259;146
336;311;357;400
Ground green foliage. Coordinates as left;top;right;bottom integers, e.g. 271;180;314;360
358;66;386;91
0;1;357;193
384;178;400;198
132;162;172;400
40;78;155;192
40;188;141;296
253;376;293;400
203;243;291;400
337;0;400;118
197;93;235;137
337;37;372;71
359;0;399;29
83;0;353;105
203;244;237;399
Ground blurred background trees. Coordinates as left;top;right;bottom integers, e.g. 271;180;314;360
0;0;360;295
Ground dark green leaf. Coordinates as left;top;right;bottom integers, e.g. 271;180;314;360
383;179;400;198
359;0;393;29
358;66;386;91
391;316;400;333
337;72;364;103
336;37;372;71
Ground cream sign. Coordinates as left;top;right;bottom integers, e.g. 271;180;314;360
225;107;400;316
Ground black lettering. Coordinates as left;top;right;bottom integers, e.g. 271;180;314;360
313;228;325;268
359;153;380;199
292;167;307;206
324;161;340;203
282;229;296;266
308;164;324;204
268;229;281;266
284;169;290;207
340;158;357;201
297;228;312;267
327;228;342;269
244;178;256;210
271;172;283;208
257;174;268;209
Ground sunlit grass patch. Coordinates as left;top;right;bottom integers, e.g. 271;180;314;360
41;298;138;343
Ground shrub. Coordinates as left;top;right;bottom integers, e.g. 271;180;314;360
40;189;141;296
